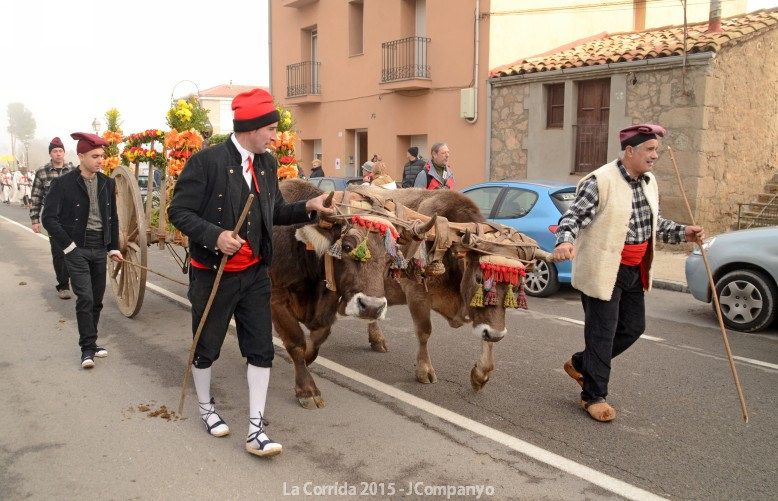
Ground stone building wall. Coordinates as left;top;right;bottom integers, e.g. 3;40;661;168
624;64;708;230
697;27;778;234
490;84;529;180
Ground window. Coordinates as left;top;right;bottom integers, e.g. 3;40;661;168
546;83;564;128
550;189;576;214
319;179;336;191
463;186;503;218
349;1;364;56
495;188;538;219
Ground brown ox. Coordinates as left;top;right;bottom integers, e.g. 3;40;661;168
271;180;432;408
360;187;532;390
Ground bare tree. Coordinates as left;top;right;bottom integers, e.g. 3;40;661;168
7;103;36;168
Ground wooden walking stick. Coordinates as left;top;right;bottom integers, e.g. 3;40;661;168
178;194;255;416
667;147;749;423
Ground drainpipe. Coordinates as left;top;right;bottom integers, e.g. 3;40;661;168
268;0;273;95
485;79;492;180
465;0;480;124
708;0;722;32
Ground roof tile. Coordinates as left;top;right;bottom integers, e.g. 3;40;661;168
491;8;778;77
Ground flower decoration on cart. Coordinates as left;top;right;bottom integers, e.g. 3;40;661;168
270;105;299;181
120;129;167;171
164;128;203;178
101;108;124;174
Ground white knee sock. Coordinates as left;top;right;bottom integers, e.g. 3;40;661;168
247;364;270;420
193;366;228;433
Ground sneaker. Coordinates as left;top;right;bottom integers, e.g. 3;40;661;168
81;352;95;369
95;347;108;358
246;415;282;458
58;289;72;300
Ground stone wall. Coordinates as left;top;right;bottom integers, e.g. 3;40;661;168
696;27;778;234
490;84;529;180
625;64;708;231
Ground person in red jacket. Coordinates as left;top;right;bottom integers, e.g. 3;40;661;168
413;142;454;190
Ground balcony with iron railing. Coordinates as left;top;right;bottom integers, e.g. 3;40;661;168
380;36;431;90
286;61;321;104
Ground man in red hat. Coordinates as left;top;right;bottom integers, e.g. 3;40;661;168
42;132;123;369
553;124;704;422
30;137;75;299
169;88;332;458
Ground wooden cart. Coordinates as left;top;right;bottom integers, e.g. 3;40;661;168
108;162;188;317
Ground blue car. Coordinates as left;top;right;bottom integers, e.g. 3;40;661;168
462;181;576;297
306;176;363;191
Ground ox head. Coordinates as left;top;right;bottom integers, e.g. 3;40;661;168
295;213;408;321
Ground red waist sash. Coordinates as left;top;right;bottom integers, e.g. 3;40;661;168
621;241;649;289
190;241;260;272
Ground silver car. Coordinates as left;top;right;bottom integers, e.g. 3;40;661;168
685;226;778;332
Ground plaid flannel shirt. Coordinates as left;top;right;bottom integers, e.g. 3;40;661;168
30;162;74;223
556;161;686;246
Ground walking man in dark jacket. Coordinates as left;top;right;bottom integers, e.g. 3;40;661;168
42;133;123;369
401;146;425;188
31;137;75;299
169;88;332;458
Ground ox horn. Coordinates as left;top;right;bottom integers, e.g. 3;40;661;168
533;248;554;262
323;191;335;208
413;214;437;237
462;229;474;246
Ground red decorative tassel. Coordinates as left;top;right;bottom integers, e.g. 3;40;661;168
517;279;528;310
485;287;497;306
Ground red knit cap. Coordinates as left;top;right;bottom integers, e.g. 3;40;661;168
70;132;108;154
49;137;65;153
232;88;280;132
619;124;666;150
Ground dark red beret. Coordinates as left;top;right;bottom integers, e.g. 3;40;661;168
70;132;109;154
49;137;65;153
619;124;666;149
232;88;279;132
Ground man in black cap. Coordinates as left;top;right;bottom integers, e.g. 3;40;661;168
169;88;332;458
553;124;704;423
401;146;425;188
42;132;123;369
31;137;75;299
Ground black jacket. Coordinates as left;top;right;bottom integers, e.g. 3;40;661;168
41;169;119;252
309;166;325;178
168;138;311;269
401;157;426;188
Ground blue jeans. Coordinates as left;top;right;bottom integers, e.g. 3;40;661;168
64;247;107;353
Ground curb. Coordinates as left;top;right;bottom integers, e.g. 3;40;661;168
652;279;689;293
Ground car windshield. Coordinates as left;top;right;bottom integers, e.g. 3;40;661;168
550;189;576;214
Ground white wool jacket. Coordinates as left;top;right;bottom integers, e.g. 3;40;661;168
571;160;659;300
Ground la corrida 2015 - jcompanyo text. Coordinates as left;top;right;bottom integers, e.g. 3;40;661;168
282;481;495;498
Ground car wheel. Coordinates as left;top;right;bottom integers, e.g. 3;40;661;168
524;259;560;297
714;270;777;332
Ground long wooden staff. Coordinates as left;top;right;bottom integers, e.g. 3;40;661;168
178;194;255;416
667;147;748;423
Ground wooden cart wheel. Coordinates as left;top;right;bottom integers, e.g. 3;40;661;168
109;166;147;318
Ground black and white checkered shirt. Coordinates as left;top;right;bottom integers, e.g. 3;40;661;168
556;161;686;246
30;162;74;223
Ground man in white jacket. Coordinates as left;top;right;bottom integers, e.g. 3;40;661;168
553;124;704;422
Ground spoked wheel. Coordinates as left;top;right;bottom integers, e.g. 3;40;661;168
109;166;147;318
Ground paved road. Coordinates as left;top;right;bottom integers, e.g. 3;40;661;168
1;203;776;500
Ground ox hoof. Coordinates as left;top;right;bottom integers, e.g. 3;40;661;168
416;370;438;384
370;340;388;353
298;396;326;409
470;366;490;392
